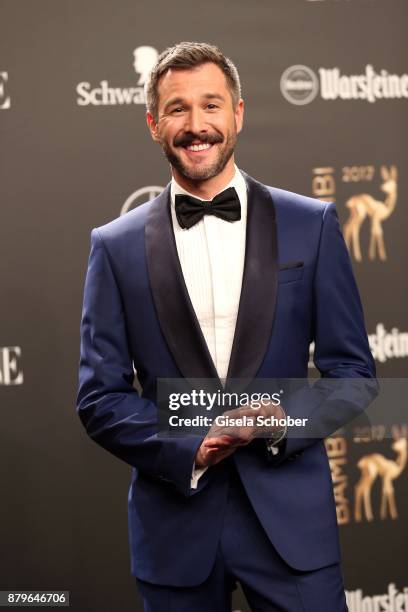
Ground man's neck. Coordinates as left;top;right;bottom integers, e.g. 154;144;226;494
171;159;236;200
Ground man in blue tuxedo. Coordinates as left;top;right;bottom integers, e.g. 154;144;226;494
77;42;376;611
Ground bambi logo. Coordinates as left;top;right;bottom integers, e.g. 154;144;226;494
343;165;397;262
354;437;407;522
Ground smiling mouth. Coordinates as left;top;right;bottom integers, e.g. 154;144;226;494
179;142;217;156
185;142;212;152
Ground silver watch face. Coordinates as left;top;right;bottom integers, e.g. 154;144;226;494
268;426;286;445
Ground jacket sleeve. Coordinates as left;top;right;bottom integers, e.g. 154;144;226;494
76;228;205;496
269;202;378;466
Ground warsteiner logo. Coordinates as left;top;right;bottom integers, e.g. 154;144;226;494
310;323;408;366
76;45;159;107
280;65;319;105
346;583;408;612
281;64;408;105
369;324;408;363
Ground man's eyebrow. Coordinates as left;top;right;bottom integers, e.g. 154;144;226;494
163;93;226;112
202;93;226;102
163;97;184;111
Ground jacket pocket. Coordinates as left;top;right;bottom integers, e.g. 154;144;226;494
278;261;304;283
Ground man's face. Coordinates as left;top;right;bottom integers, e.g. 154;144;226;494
147;62;244;182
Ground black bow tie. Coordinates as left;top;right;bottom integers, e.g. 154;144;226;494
174;187;241;230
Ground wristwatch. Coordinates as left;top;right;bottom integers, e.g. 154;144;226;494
266;405;287;455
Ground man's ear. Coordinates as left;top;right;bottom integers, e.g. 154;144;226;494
146;111;160;143
235;98;244;135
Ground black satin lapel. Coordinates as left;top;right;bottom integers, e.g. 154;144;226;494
225;173;278;390
145;185;221;385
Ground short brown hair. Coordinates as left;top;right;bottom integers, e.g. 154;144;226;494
145;41;242;121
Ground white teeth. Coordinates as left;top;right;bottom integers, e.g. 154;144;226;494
186;143;212;151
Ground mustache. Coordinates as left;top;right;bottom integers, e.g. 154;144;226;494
173;132;224;147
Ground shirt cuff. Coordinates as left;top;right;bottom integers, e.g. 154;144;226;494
190;463;209;489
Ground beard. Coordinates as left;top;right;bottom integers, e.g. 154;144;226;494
160;129;237;182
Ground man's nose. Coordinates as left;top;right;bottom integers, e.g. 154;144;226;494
184;107;207;135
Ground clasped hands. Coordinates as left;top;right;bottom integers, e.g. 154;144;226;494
195;400;286;468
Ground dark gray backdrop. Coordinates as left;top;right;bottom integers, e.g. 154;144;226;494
1;1;407;610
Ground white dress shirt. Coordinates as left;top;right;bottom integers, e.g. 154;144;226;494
170;165;248;383
170;165;247;488
170;166;280;489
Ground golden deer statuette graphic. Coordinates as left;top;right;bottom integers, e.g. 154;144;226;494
354;437;407;522
343;165;398;262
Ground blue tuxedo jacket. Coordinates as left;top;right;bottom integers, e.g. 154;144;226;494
77;172;376;586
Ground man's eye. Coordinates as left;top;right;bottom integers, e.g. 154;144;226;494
172;107;184;113
207;103;218;109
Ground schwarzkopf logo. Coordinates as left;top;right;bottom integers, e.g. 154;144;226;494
76;46;159;107
120;185;164;215
0;346;23;385
281;64;408;105
0;72;10;109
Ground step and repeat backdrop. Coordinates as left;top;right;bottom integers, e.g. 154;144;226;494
1;0;407;610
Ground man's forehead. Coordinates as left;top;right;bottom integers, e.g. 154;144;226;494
158;63;228;93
